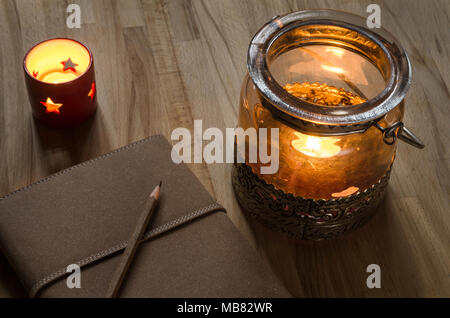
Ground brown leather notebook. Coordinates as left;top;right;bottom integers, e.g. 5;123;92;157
0;135;290;298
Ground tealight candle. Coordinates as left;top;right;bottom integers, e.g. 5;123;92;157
23;38;97;128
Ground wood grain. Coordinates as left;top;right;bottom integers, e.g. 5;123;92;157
0;0;448;297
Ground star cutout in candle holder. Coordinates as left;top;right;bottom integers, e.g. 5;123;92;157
88;82;96;101
61;58;78;72
40;97;63;114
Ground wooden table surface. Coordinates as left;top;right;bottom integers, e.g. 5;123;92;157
0;0;449;298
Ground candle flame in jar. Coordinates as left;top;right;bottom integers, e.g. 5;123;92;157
291;132;341;158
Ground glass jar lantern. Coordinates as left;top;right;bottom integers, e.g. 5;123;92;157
231;10;424;240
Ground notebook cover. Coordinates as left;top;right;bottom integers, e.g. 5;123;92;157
0;135;290;298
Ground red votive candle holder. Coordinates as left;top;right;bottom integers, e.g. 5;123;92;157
23;38;97;128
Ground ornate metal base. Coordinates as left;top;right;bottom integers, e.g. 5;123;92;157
232;163;391;240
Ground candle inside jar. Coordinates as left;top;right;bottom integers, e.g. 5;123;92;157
286;82;364;198
242;81;395;200
286;82;366;160
25;39;91;84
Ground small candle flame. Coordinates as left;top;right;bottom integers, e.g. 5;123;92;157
291;132;341;158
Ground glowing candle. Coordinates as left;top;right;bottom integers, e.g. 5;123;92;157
24;38;97;128
291;132;341;159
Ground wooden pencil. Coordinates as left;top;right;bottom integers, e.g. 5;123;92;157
106;181;162;298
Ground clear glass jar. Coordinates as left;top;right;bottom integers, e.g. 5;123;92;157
232;10;423;240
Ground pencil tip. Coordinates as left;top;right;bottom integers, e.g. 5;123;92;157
150;182;162;199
